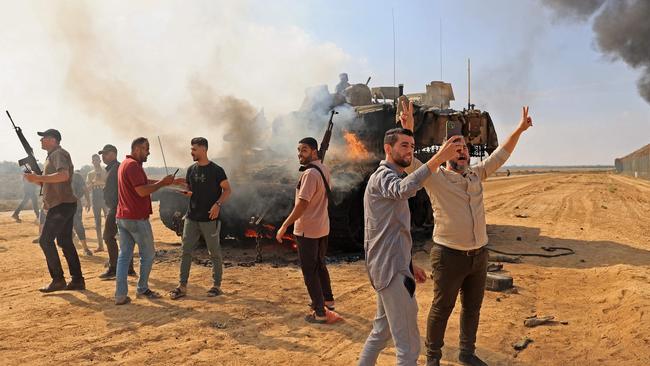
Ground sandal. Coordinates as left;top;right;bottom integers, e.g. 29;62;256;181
169;287;186;300
207;287;223;297
304;312;328;324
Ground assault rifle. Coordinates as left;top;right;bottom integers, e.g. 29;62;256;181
6;110;42;175
318;110;337;163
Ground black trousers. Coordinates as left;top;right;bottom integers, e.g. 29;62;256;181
103;207;133;273
39;202;83;281
426;244;488;359
296;235;334;317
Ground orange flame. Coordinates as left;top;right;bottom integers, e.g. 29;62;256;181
343;131;370;160
243;224;298;252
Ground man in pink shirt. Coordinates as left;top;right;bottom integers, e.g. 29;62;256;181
277;137;335;324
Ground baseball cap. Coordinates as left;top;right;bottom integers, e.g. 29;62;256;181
98;144;118;155
37;129;62;142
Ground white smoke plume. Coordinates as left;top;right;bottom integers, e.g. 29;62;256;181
48;0;367;168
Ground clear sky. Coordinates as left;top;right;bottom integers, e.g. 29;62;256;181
1;0;648;168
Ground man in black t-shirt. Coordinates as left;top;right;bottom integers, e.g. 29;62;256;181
169;137;231;299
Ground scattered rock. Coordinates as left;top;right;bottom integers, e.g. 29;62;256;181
516;236;522;241
601;205;608;209
515;214;529;218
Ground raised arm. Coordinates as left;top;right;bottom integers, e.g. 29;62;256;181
474;106;533;180
501;106;533;154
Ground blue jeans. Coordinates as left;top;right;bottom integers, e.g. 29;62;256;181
115;218;155;299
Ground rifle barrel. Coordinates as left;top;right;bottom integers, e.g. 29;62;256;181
6;110;17;128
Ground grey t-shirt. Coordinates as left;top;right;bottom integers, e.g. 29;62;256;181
363;160;432;290
42;146;76;210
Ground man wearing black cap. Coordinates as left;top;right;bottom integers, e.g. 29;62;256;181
25;129;85;292
97;144;135;280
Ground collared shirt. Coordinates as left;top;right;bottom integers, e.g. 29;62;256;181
294;159;331;239
116;155;152;220
407;147;511;250
364;160;432;290
103;159;120;209
42;146;76;210
86;167;107;190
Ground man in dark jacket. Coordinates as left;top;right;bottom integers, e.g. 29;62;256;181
97;144;134;279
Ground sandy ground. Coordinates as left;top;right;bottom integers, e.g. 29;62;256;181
1;172;649;365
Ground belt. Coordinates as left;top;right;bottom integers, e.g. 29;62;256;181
434;243;485;257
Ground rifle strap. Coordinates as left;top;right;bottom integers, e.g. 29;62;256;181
297;164;333;202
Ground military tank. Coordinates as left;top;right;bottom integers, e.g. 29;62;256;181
154;78;499;254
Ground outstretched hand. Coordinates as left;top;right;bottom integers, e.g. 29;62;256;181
399;98;415;131
518;106;533;132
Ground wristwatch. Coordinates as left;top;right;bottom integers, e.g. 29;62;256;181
215;201;222;207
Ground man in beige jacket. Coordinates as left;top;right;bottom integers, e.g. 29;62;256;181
402;102;533;366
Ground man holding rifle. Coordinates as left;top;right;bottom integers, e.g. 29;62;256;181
276;136;337;324
114;137;176;305
402;102;533;366
24;128;85;292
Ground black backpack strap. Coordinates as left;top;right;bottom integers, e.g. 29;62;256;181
297;164;333;202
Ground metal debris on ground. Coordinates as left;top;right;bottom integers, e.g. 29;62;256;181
486;273;514;292
524;315;556;327
486;263;503;272
513;336;533;351
488;253;522;263
211;321;228;329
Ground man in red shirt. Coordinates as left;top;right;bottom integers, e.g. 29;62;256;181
114;137;176;305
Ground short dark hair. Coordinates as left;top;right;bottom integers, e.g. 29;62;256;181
131;137;148;150
191;137;208;149
299;137;318;151
383;128;413;147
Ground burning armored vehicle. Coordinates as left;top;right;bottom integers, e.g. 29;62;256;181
154;78;499;254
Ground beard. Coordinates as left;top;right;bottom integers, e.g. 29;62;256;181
391;152;412;168
449;160;467;172
299;156;313;165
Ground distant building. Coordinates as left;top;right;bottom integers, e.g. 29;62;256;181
615;144;650;179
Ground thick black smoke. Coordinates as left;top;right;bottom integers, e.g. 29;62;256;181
542;0;650;104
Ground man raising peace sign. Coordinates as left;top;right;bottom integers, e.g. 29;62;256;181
402;102;533;366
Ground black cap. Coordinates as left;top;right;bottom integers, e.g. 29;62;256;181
37;129;61;142
98;144;118;155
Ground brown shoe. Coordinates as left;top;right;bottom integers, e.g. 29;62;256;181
39;279;67;293
65;278;86;291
